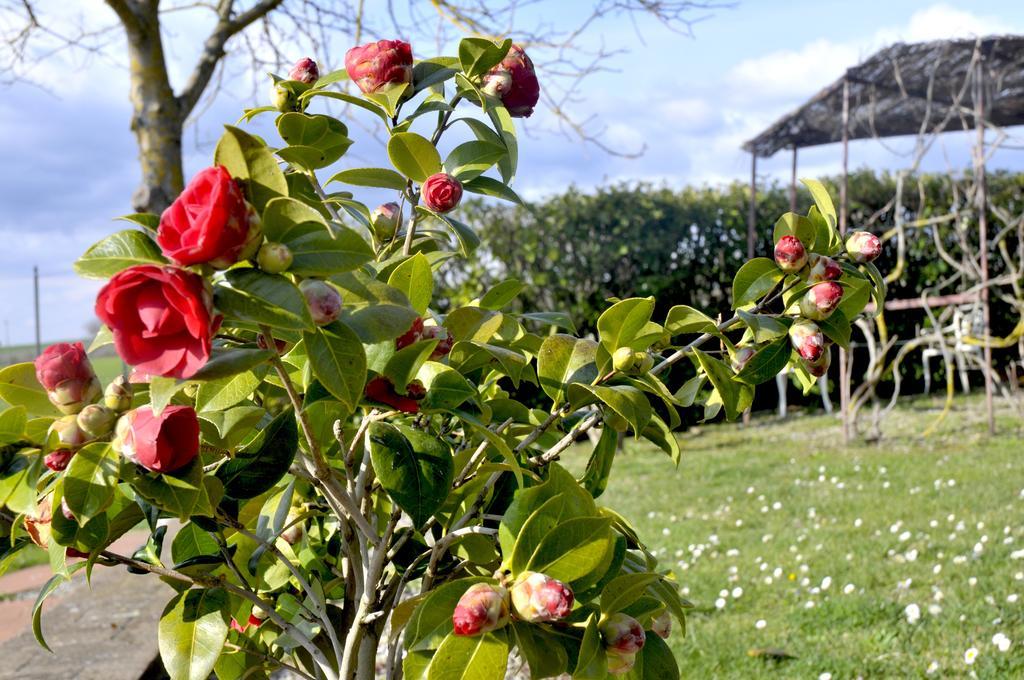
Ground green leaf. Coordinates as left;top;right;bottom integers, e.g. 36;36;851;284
158;588;230;680
304;322;367;412
537;334;598;406
692;349;751;421
411;59;460;94
641;415;680;463
602;573;661;614
116;212;160;232
509;493;594;574
664;305;717;336
837;274;872;320
63;443;118;524
0;363;60;416
426;630;509;680
478;279;523;310
214;269;314;331
383;340;438;393
195;370;263;412
444;141;506;182
262;197;373;275
188;348;273;381
312;68;349;88
124;457;210;520
417;362;476;412
276;113;353;170
216;410;297;499
818;308;852;349
458;37;512;78
0;451;42;516
525;516;615;585
568;384;652;435
597;298;661;358
461;176;523;205
331;271;420;343
147;376;182;416
731;258;784;309
214;125;288;211
624;635;680;680
801;178;837;229
365;81;410;118
736;309;792;343
773;212;815;246
388;132;442;182
388;253;433;315
735;336;792;385
32;566;83;652
198;406;264;449
327;167;408;191
74;230;166;279
369;422;453;527
0;405;27;445
580;425;618;499
512;622;569;679
300;90;388;121
499;464;596;557
518;311;576;332
171;522;220;564
486;105;518;184
573;614;607;679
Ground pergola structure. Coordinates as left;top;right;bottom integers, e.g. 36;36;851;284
742;35;1024;441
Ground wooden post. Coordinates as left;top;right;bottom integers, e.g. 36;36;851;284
789;146;798;212
839;78;851;444
974;55;996;435
747;153;757;260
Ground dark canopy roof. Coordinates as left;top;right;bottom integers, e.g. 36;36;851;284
743;35;1024;158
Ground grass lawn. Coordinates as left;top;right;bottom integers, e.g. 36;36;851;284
561;393;1024;678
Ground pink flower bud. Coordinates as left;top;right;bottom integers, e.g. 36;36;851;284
256;334;289;354
510;571;575;623
421;173;463;214
483;45;540;118
799;281;844;321
76;404;117;439
846;231;881;263
405;379;427;401
651;610;672;639
803;347;831;378
257;242;293;273
44;449;75;472
344;40;413;94
789;320;825;363
288;57;319;84
119;405;200;473
60;497;75;521
299;280;343;326
370;202;403;241
231;612;266;634
607;649;637;675
422;325;454;360
34;342;102;415
601;613;646;655
731;346;756;373
452;583;510;636
806;254;842;282
49;415;87;449
103;375;133;412
774;235;808;274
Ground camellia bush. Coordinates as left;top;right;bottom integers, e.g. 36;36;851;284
0;36;884;680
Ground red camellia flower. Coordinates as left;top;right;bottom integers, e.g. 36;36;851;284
799;281;844;321
364;376;423;413
421;173;463;214
396;317;454;359
157;166;261;268
510;571;574;623
44;449;75;472
807;254;842;282
789;320;825;363
33;342;102;414
452;583;510;636
482;44;540;118
344;40;413;94
601;613;646;654
846;231;882;263
95;265;219;380
119;405;200;473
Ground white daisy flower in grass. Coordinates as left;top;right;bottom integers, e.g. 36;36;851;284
818;673;832;680
754;619;766;629
904;603;921;624
843;583;856;595
964;647;979;665
992;633;1011;652
714;598;726;610
925;660;940;675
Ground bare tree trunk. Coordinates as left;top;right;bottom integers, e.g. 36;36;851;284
121;4;183;214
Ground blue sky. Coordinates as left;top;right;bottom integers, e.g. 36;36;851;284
1;0;1023;345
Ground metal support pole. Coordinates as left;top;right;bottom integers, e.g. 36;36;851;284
33;265;41;356
747;153;757;260
789;146;798;213
839;78;851;444
974;56;996;435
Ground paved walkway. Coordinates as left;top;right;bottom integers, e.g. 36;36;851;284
0;531;171;680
